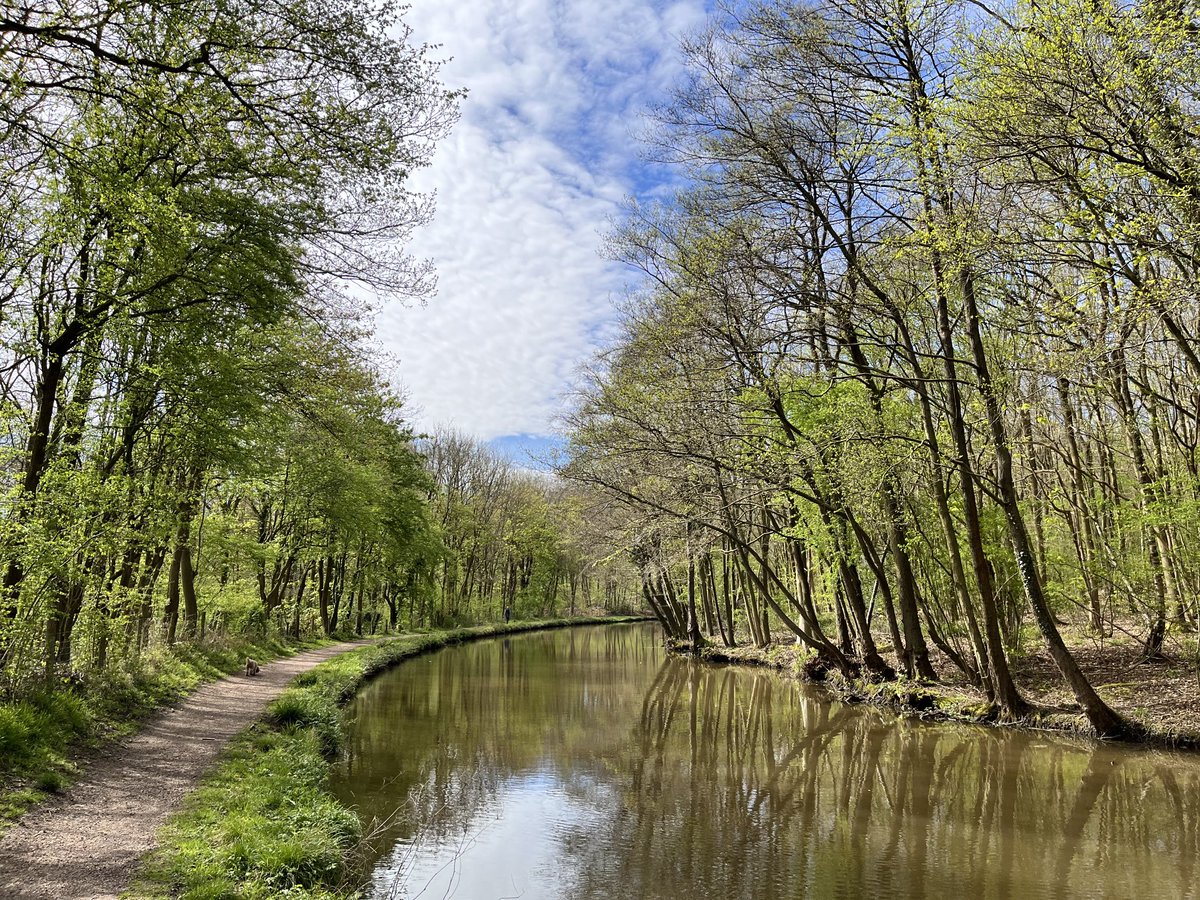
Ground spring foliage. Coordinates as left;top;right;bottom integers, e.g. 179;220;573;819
565;0;1200;738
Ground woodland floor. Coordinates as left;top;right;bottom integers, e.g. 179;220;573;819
1010;629;1200;741
0;639;374;900
706;618;1200;745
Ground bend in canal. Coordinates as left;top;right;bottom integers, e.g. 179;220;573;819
330;622;1200;899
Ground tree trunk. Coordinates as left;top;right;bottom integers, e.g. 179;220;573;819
164;546;182;646
962;271;1130;738
180;546;198;639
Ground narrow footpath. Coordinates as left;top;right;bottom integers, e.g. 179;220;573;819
0;640;373;900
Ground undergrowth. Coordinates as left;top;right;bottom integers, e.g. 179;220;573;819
0;633;326;825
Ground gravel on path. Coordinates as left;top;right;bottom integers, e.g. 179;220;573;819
0;640;373;900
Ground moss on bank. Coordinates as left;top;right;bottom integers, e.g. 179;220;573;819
0;634;328;826
130;616;649;900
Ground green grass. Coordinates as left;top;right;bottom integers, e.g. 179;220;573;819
0;633;328;827
133;727;359;900
133;615;649;900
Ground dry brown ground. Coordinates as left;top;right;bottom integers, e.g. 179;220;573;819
0;640;371;900
1009;627;1200;740
703;619;1200;745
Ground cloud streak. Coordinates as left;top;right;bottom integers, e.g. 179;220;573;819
376;0;708;440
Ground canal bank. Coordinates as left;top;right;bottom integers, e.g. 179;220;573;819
129;616;649;899
691;635;1200;751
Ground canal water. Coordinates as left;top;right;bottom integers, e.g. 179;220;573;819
329;622;1200;899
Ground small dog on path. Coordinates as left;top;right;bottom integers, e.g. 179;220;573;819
244;657;261;676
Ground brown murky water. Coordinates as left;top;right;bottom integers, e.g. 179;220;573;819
330;623;1200;899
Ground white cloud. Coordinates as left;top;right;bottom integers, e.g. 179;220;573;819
376;0;709;441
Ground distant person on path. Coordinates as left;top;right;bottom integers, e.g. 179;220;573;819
503;605;511;623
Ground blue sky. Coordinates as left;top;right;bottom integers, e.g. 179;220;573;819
374;0;711;459
489;433;567;471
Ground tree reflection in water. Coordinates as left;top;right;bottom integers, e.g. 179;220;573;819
331;624;1200;899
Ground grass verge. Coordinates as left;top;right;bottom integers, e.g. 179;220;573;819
130;616;650;900
0;634;329;826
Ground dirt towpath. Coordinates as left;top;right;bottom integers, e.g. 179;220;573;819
0;640;373;900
